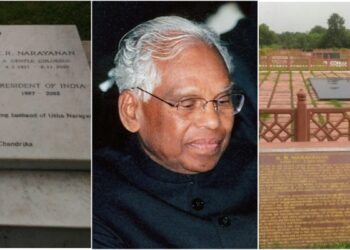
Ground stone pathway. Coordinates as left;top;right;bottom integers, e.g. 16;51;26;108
259;71;350;143
260;71;350;109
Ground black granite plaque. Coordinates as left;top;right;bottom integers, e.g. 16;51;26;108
310;77;350;100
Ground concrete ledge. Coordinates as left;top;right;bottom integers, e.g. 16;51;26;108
260;141;350;153
0;170;90;228
0;159;90;170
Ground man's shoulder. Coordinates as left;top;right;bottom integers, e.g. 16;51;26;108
93;147;134;194
224;140;257;169
94;146;136;170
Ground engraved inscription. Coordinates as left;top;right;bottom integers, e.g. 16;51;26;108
0;25;90;161
260;150;350;248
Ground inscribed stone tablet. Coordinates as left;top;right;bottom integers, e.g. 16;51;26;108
310;77;350;100
0;26;90;168
260;145;350;248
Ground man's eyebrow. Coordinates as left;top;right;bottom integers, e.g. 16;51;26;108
214;84;234;96
219;84;234;92
166;82;233;97
165;86;200;97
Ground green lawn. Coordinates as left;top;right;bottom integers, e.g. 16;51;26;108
262;242;350;249
317;242;350;249
0;1;90;40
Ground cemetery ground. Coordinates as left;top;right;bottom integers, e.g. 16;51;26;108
259;70;350;143
259;70;350;110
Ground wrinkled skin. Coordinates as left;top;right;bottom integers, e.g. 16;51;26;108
137;42;234;174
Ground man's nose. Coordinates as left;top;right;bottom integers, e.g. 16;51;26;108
193;102;221;129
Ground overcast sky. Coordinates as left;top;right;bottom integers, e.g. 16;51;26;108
259;3;350;33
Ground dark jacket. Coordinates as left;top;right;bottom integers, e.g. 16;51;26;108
93;136;257;248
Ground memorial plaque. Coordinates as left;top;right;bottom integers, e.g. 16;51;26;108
310;77;350;100
0;26;90;169
260;143;350;248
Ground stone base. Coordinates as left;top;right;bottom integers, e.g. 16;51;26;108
0;170;90;247
0;226;90;248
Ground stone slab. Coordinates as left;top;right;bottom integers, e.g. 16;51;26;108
0;26;91;168
310;77;350;100
260;142;350;248
0;170;90;228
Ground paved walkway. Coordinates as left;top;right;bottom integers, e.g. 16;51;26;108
259;71;350;109
259;71;350;143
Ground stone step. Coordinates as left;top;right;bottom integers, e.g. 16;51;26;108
0;170;90;228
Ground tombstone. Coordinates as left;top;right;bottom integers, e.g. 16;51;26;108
0;25;91;169
0;25;90;247
309;77;350;100
260;142;350;248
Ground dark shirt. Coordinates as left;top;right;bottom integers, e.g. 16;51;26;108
93;136;257;248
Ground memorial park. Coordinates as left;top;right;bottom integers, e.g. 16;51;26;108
259;6;350;248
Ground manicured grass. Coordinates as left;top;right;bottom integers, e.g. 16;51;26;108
300;71;318;107
328;99;343;108
261;112;270;122
319;242;350;249
0;2;90;40
259;66;349;71
316;242;350;249
289;71;294;108
262;242;350;249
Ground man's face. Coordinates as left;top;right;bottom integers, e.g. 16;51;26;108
138;42;234;174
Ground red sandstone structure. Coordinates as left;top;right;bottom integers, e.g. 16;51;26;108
259;51;350;143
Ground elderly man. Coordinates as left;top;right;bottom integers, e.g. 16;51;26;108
93;16;256;248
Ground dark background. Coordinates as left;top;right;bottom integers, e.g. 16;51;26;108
93;1;257;151
0;1;90;40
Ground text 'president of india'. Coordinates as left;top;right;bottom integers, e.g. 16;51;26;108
93;16;257;248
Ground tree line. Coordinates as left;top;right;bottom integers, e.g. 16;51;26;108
260;13;350;49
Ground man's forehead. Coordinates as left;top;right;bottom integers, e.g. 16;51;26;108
153;41;231;96
160;81;233;97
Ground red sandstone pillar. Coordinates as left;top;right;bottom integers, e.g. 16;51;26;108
296;89;308;141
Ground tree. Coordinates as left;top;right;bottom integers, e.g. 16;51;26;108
321;13;347;48
306;32;323;49
346;29;350;47
259;14;350;49
278;32;296;48
259;23;277;47
310;25;327;35
306;25;327;49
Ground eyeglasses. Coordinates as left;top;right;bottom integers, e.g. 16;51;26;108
135;87;244;115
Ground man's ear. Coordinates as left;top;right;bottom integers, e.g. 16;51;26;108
118;91;141;133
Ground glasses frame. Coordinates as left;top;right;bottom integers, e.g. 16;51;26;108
135;86;245;115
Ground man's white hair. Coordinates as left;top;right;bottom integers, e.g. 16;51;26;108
100;16;233;101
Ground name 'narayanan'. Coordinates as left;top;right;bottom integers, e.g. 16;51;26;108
17;50;75;56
